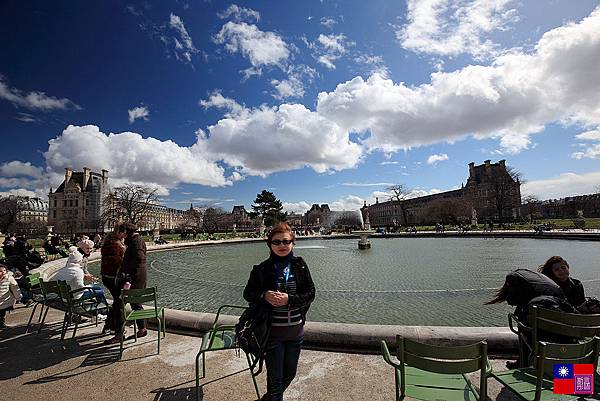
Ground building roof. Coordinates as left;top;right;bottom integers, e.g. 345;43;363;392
54;171;104;193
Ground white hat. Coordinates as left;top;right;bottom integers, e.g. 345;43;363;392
66;247;84;265
77;239;94;254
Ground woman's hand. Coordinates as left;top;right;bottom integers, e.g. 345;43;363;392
265;290;289;307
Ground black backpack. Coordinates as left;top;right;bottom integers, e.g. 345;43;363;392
235;302;272;372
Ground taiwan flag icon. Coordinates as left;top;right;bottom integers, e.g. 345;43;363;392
553;364;594;395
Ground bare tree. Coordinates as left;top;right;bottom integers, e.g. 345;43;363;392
387;184;410;225
494;166;523;223
202;207;228;234
423;198;473;225
521;194;541;223
101;184;159;228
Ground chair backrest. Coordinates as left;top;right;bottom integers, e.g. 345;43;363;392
397;336;488;375
531;305;600;344
535;337;600;383
122;287;158;309
40;280;64;304
26;272;42;291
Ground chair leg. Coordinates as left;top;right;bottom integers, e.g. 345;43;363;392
246;353;261;400
133;320;137;342
38;305;50;334
61;312;70;341
162;309;166;338
157;318;161;355
37;303;44;322
26;303;40;333
119;322;125;359
72;318;80;339
195;350;204;401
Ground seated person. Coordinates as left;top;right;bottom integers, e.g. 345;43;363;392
538;255;599;313
50;247;106;306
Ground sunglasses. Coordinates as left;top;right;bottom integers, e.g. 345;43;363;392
270;239;293;246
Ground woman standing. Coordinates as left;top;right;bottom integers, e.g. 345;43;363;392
100;226;126;341
243;223;316;401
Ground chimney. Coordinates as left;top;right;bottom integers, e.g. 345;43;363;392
82;167;91;190
101;169;109;185
484;160;491;170
376;197;379;204
64;167;72;185
499;159;506;167
468;162;475;175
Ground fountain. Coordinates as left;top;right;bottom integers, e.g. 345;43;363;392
353;209;375;249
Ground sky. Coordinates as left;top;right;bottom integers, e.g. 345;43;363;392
1;0;600;214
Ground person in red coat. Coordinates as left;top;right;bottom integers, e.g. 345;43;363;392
121;222;148;338
100;226;126;341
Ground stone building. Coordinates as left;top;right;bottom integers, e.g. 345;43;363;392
362;160;521;227
48;167;188;235
520;193;600;220
48;167;109;235
18;196;48;225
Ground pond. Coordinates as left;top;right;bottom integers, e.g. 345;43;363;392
89;237;600;326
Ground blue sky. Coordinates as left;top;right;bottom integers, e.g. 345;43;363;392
1;0;600;213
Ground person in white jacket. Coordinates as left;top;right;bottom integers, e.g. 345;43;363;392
51;247;106;304
0;263;22;329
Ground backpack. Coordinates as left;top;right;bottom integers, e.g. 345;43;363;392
235;302;272;372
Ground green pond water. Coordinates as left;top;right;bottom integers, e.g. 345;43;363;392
89;237;600;326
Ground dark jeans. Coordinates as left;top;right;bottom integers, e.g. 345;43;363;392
0;308;6;326
102;275;122;332
265;336;303;401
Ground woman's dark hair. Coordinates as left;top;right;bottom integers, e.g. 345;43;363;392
118;222;138;236
485;282;509;304
538;255;569;280
266;222;295;245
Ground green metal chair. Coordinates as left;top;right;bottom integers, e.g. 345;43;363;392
509;306;600;367
25;272;45;333
381;336;490;401
119;287;166;358
36;280;67;334
195;304;261;401
58;281;109;340
492;336;600;401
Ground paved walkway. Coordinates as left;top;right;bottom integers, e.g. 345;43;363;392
0;305;533;401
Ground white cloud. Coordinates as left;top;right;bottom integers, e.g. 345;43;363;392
0;76;81;111
522;172;600;200
0;161;43;178
0;188;39;198
128;105;150;124
15;112;38;123
271;65;318;100
218;5;260;22
572;128;600;159
320;17;337;29
427;153;449;165
380;161;400;165
214;22;290;72
330;195;365;211
355;54;390;76
398;0;519;59
312;33;354;70
282;201;311;214
169;14;200;64
317;8;600;154
199;91;246;117
342;182;394;187
199;94;363;176
43;125;231;193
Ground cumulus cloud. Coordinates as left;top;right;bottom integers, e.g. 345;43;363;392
320;17;337;29
0;161;43;178
271;65;318;100
42;125;231;193
317;8;600;154
169;14;200;64
128;105;150;123
214;22;290;72
282;201;311;214
427;153;449;165
199;94;363;176
398;0;519;59
572;128;600;159
355;54;390;76
522;172;600;200
312;33;354;69
0;188;39;198
0;75;81;111
218;4;260;22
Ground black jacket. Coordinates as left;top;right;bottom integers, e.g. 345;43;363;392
243;255;316;323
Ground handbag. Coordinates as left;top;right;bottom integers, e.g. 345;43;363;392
235;302;272;372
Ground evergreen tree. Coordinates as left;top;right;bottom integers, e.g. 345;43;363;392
251;190;285;226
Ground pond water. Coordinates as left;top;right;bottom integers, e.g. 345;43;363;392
89;237;600;326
